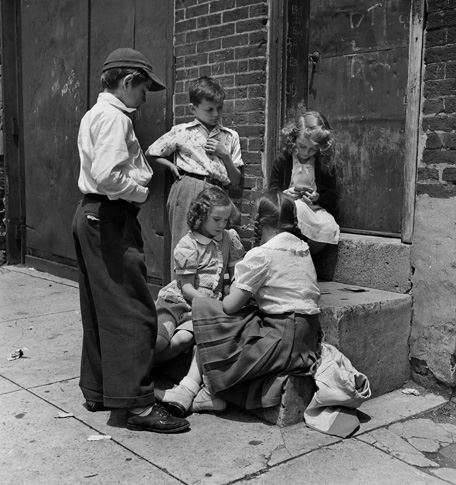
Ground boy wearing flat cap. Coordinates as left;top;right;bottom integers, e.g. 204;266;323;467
72;48;189;433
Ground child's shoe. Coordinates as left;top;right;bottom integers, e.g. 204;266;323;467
191;385;227;413
154;376;200;416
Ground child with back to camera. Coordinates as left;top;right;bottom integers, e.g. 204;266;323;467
146;76;243;274
269;110;340;254
155;191;322;415
154;186;245;364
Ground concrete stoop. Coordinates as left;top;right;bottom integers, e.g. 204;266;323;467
254;281;412;426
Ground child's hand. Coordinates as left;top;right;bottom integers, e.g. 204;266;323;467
205;139;229;159
170;165;182;180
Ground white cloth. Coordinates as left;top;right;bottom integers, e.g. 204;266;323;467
295;200;340;245
304;343;371;437
77;92;152;203
146;119;243;186
233;232;320;315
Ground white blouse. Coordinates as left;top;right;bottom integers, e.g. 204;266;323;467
233;232;320;315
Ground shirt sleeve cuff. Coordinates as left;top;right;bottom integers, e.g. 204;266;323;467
234;282;254;293
130;185;149;204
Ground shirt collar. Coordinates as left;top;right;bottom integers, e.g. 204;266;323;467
262;232;309;255
97;92;136;114
187;118;229;135
191;230;223;245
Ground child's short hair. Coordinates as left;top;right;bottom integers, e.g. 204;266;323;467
281;110;333;155
101;67;154;90
254;191;307;244
187;186;232;231
189;76;225;106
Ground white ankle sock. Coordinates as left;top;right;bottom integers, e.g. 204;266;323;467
180;376;201;396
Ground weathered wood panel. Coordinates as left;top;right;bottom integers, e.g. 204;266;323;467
307;0;410;234
21;0;88;260
135;0;174;283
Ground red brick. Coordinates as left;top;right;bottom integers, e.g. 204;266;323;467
423;115;456;131
184;52;209;67
223;7;249;23
212;74;235;87
237;0;262;6
186;2;209;18
248;137;263;151
175;32;186;46
417;183;456;197
244;164;263;177
425;45;456;64
248;112;264;124
199;65;212;76
243;152;262;164
187;29;210;44
176;67;199;81
235;97;265;112
424;62;446;81
442;167;456;181
236;17;266;33
247;84;265;97
222;33;249;48
209;49;235;63
442;132;456;148
426;28;447;47
211;62;225;75
224;86;248;99
175;56;185;69
174;105;187;117
444;97;456;112
248;57;266;71
175;8;185;22
446;62;456;78
236;125;264;137
422;148;456;164
224;59;249;73
239;137;248;150
447;26;456;43
423;98;444;115
175;43;196;57
427;10;456;29
209;0;236;13
426;0;450;12
424;79;456;97
249;30;267;44
175;81;186;94
209;23;235;38
249;3;267;17
426;131;443;149
196;38;222;53
197;13;222;28
235;44;266;59
176;0;198;7
175;18;197;33
235;71;266;86
174;92;188;105
418;167;440;181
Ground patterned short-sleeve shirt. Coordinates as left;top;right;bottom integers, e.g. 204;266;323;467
157;228;245;305
146;119;243;186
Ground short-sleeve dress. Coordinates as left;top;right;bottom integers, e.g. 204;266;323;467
192;231;323;410
155;228;245;342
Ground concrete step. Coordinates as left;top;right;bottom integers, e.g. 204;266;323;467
314;234;412;293
254;281;412;426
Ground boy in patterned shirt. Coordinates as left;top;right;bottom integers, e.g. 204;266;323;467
146;76;243;274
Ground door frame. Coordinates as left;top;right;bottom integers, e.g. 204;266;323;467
265;0;425;242
1;0;25;264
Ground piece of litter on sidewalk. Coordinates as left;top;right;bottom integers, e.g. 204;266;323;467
342;287;368;293
87;434;111;441
7;347;28;361
402;387;420;396
54;412;74;419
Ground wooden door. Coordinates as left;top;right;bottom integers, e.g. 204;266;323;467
16;0;172;285
286;0;411;236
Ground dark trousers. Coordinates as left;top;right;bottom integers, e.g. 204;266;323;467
72;194;157;408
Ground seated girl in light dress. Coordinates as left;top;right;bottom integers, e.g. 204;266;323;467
155;186;245;363
269;110;339;254
155;191;322;415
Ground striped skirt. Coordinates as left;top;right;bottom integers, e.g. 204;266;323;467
192;297;322;409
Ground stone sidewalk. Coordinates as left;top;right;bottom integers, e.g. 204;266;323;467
1;265;456;484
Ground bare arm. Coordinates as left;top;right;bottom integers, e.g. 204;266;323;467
222;286;251;314
179;274;206;303
147;155;181;179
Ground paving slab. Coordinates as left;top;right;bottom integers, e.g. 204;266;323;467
33;378;340;484
0;390;179;485
355;385;447;435
0;311;81;388
5;266;78;288
241;439;444;485
431;467;456;483
0;268;79;321
0;376;21;395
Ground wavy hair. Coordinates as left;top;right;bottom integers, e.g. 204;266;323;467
187;186;232;231
280;109;333;156
254;191;307;245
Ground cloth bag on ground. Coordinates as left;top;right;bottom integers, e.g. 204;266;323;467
304;343;371;438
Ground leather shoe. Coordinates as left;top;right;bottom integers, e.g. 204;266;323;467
84;400;109;412
127;403;190;433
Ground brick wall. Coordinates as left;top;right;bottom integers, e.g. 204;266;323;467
419;0;456;196
173;0;268;245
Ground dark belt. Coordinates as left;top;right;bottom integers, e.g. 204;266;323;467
180;170;228;189
82;193;139;213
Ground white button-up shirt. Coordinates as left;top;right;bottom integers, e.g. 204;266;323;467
146;119;243;186
77;92;153;203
